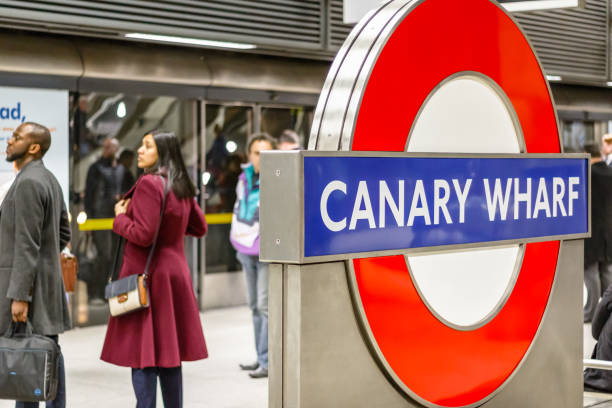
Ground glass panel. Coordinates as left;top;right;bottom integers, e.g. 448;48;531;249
261;106;314;148
70;93;198;326
561;120;598;153
204;104;253;273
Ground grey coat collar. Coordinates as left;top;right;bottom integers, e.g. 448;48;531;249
0;159;45;214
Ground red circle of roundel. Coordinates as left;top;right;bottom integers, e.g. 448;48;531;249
350;0;560;407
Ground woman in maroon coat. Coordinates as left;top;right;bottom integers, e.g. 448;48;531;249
101;130;207;407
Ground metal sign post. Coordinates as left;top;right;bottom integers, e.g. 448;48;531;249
262;1;590;407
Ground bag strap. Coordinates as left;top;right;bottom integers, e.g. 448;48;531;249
109;176;168;283
143;176;168;280
4;321;33;338
109;238;124;283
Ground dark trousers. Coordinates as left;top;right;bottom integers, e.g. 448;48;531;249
132;367;182;408
15;336;65;408
585;262;612;322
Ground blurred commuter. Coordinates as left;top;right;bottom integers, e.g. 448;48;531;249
83;137;129;302
585;283;612;392
207;153;244;213
604;133;612;164
118;148;136;191
0;122;71;408
230;133;276;378
277;129;301;150
584;136;612;322
101;130;208;408
72;96;94;155
207;124;229;181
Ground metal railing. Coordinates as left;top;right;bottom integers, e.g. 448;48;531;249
585;359;612;371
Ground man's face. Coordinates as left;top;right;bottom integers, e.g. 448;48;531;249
602;134;612;157
6;124;33;163
102;138;119;159
248;140;273;174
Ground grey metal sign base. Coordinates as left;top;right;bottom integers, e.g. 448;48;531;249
268;240;583;408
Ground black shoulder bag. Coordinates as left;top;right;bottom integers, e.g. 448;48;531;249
0;321;60;402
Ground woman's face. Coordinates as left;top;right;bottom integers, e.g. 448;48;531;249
248;140;273;174
137;134;159;169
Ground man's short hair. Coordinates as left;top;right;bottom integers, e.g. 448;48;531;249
278;129;300;146
586;144;601;158
23;122;51;156
246;133;276;153
119;149;135;160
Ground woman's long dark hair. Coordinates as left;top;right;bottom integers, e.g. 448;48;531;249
144;130;197;199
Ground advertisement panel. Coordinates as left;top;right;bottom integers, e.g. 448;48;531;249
0;86;69;205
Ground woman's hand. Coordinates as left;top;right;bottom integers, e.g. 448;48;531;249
114;198;131;216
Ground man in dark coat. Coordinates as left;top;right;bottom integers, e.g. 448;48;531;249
84;137;128;301
584;136;612;322
585;283;612;391
0;122;71;407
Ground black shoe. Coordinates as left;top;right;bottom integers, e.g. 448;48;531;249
248;367;268;378
239;362;259;371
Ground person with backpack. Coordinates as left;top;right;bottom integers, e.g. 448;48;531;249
230;133;276;379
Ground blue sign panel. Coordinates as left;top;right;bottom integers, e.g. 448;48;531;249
304;156;589;257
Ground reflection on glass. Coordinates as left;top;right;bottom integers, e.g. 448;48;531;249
560;120;610;153
204;105;252;273
203;105;314;274
70;93;197;326
261;107;313;148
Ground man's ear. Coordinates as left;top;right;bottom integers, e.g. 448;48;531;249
28;144;41;155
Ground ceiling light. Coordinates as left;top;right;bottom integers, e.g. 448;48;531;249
76;211;88;225
203;172;211;186
125;33;256;50
606;82;612;87
546;75;562;82
226;141;238;153
501;0;580;12
116;101;127;118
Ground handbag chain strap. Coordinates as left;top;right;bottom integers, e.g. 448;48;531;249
109;176;168;283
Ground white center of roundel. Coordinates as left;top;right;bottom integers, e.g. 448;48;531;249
407;75;522;328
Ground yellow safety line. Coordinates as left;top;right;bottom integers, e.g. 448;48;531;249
78;218;114;231
78;213;233;231
205;213;233;225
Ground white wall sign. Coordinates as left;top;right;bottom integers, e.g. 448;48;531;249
343;0;582;24
0;86;69;206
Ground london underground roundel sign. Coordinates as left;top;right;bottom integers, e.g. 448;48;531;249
306;0;580;407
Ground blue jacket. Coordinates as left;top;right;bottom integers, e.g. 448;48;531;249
230;164;260;255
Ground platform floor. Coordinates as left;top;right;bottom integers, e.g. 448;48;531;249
585;393;612;407
0;306;267;408
584;322;612;407
0;307;608;407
